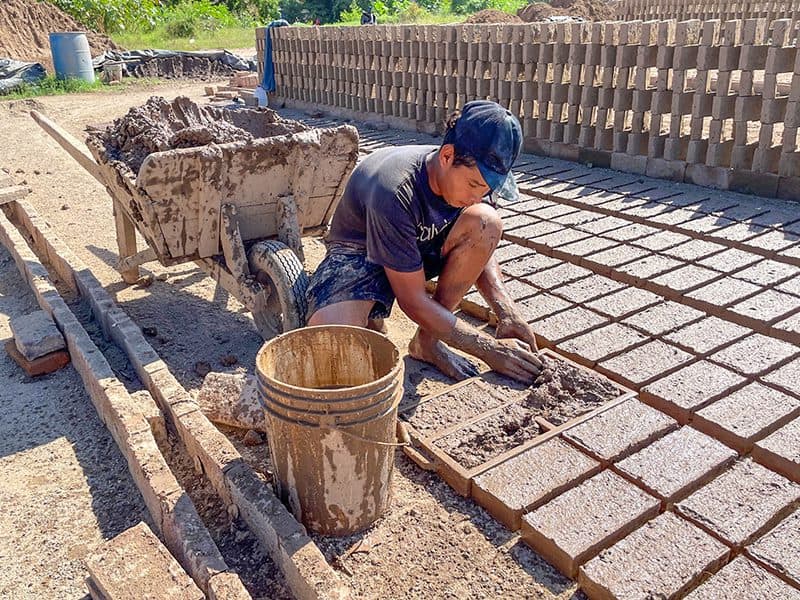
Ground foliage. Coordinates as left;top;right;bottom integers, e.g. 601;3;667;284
1;75;104;99
450;0;526;14
50;0;161;33
160;0;242;38
113;25;257;50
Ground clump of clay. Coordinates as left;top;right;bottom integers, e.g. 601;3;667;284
526;355;621;425
92;96;308;175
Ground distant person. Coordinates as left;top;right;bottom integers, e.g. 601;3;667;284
360;9;377;24
306;101;542;383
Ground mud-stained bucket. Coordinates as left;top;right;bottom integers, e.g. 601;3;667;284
256;325;403;535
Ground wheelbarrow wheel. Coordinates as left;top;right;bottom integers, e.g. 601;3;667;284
248;240;309;337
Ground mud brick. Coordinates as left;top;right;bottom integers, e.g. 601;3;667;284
9;310;65;360
512;197;557;213
730;289;800;323
586;286;662;319
584;245;652;270
85;522;204;600
676;459;800;548
616;426;737;504
698;248;762;272
557;236;618;258
564;397;677;463
622;301;705;336
685;556;800;600
515;293;573;324
5;340;70;377
650;264;722;296
550;275;625;304
504;278;538;301
559;323;649;365
711;222;770;242
747;510;800;588
660;239;727;262
494;243;532;263
534;307;609;344
602;223;661;242
632;230;693;252
501;213;537;231
509;220;564;241
521;470;660;578
532;228;592;248
708;334;798;376
501;253;561;278
615;254;684;282
598;340;693;389
551;209;604;227
694;382;800;452
746;230;800;253
687;277;763;307
579;512;729;600
529;203;580;220
471;438;600;530
753;418;800;482
733;260;800;286
530;262;593;290
576;215;632;235
762;357;800;397
777;276;800;297
664;317;751;355
642;361;745;421
681;213;737;234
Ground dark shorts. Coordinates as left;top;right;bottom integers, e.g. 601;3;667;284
307;241;450;321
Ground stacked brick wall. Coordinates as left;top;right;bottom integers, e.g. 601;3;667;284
615;0;798;25
260;19;800;199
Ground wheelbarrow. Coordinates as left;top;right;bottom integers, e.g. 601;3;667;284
30;99;359;337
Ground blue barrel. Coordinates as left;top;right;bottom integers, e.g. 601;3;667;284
49;32;95;82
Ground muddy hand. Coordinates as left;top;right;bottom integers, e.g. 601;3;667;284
484;338;543;383
496;314;539;352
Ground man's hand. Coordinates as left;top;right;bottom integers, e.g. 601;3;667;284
496;313;539;352
480;337;543;383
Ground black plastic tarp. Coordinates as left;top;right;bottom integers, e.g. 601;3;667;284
0;58;46;94
92;49;256;75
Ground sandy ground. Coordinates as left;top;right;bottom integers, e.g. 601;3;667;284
0;80;576;599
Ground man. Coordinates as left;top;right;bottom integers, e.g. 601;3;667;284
306;100;542;383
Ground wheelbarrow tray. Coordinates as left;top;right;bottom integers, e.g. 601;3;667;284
85;124;359;266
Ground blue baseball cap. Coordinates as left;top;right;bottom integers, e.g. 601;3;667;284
445;100;523;202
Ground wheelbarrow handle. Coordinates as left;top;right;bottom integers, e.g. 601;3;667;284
29;110;106;187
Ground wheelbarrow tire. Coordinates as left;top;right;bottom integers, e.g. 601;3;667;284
248;240;308;336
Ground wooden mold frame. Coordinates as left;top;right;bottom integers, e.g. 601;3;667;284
400;348;637;497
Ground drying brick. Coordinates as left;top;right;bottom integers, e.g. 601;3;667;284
615;427;737;503
501;253;562;278
676;459;800;547
661;239;727;262
697;248;761;271
559;323;648;365
777;276;800;297
622;302;705;336
533;306;609;344
585;286;662;319
615;254;685;282
503;278;538;301
733;260;800;286
632;230;692;251
747;510;800;588
9;310;66;361
664;317;751;355
752;418;800;482
746;230;800;252
515;293;573;324
687;277;764;307
651;264;722;294
709;334;798;376
521;470;660;578
585;245;653;270
763;357;800;397
730;289;800;323
557;237;618;257
774;312;800;336
531;262;594;290
471;438;600;531
578;512;730;600
693;382;800;452
642;360;746;421
550;275;624;304
598;340;694;389
494;243;532;264
685;556;800;600
563;398;677;463
602;223;661;242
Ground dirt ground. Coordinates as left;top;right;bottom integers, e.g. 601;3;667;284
0;80;579;599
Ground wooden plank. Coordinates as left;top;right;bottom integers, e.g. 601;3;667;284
220;204;250;281
113;200;140;284
0;185;30;206
30;110;105;186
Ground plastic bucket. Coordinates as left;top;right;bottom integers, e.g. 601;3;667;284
102;62;123;83
49;32;95;82
256;325;403;535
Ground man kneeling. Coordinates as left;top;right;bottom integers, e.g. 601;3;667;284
306;101;542;383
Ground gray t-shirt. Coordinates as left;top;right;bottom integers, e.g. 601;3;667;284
326;145;462;273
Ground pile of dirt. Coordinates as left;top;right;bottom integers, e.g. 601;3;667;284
0;0;121;71
465;9;523;23
133;56;236;80
526;355;621;424
517;0;617;22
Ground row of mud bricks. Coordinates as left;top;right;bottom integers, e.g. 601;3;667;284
615;0;799;24
262;18;800;199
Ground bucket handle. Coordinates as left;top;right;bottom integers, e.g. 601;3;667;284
322;424;410;448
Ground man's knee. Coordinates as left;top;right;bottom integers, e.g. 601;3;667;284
447;203;503;252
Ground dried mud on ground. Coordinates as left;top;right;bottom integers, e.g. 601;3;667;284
0;82;578;599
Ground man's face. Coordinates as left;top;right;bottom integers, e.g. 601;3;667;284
437;145;491;208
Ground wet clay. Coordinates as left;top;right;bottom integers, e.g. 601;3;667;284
527;355;622;425
92;96;307;174
402;381;507;436
433;356;622;470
